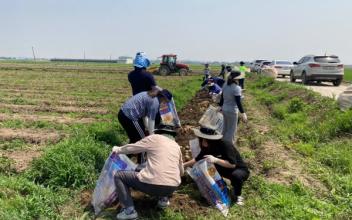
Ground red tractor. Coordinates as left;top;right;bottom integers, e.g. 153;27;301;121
149;54;190;76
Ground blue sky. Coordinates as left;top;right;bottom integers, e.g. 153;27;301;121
1;0;352;63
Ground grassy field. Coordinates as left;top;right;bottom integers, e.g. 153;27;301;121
0;61;202;219
1;61;351;219
236;75;352;219
345;68;352;82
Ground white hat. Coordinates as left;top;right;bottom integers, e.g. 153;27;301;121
192;127;223;140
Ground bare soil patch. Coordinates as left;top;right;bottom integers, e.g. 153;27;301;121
0;97;109;108
176;90;212;161
0;128;62;144
0;103;109;114
0;113;97;124
0;148;42;172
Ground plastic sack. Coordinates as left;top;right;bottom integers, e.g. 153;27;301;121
211;93;222;104
187;160;231;216
337;86;352;111
159;98;181;127
189;138;201;158
199;105;223;133
92;153;137;215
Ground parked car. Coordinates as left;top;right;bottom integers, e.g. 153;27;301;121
271;60;293;78
257;61;272;74
251;59;268;72
290;55;344;86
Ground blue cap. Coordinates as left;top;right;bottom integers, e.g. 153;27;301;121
133;52;150;68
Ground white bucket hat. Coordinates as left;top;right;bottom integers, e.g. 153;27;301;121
192;126;223;140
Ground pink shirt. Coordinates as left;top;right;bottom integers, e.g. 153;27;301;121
114;134;184;186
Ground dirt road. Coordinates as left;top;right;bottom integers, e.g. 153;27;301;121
276;78;351;99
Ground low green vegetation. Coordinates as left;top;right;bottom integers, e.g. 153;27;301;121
1;62;350;219
0;175;69;219
245;75;352;218
0;62;202;219
345;68;352;82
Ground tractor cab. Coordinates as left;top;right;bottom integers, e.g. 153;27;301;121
159;54;189;76
161;55;177;71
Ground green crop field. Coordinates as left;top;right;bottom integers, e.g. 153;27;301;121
0;61;202;219
1;61;351;219
345;68;352;82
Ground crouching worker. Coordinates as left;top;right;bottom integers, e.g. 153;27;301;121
112;125;184;220
184;126;249;206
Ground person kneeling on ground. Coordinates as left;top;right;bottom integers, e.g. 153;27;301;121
112;125;184;220
183;126;249;205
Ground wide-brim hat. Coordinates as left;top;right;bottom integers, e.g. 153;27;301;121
192;127;223;140
230;70;241;79
154;124;177;136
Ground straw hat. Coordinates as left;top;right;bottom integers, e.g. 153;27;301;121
192;126;223;140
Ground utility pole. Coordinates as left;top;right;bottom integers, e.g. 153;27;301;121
84;50;86;61
32;46;36;61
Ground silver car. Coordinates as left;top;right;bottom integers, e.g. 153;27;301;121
257;61;272;74
271;60;293;78
251;59;268;72
290;55;344;86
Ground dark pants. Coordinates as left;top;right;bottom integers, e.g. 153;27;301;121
239;78;245;89
114;171;177;208
218;167;249;197
118;110;145;163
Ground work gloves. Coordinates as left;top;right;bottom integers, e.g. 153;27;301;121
204;155;219;164
241;113;248;123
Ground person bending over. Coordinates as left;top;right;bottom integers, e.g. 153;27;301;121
118;89;173;163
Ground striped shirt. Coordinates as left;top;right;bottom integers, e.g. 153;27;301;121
121;92;159;121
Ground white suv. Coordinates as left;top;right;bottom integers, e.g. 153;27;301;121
271;60;293;78
290;55;344;86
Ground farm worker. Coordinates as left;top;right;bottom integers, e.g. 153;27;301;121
128;52;158;95
118;89;173;163
183;126;250;205
112;125;184;220
218;64;226;79
220;71;248;144
203;63;211;80
201;77;225;89
236;61;248;90
224;65;232;81
207;79;222;95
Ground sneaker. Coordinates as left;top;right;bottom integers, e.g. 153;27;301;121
157;197;170;209
235;196;244;206
116;208;138;220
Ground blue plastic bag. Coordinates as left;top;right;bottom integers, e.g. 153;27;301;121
187;159;231;216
